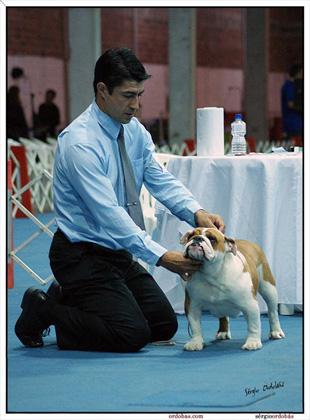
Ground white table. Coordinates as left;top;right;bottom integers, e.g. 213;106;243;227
151;153;303;314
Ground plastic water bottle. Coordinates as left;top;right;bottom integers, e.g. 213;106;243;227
231;113;247;156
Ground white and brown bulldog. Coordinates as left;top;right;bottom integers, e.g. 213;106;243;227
180;228;285;351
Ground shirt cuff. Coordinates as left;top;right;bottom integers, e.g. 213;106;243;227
136;235;168;266
179;201;204;227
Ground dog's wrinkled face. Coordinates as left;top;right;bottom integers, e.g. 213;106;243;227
180;228;236;261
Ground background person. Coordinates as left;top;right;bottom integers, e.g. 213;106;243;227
37;89;60;141
7;85;29;140
15;48;225;353
281;64;303;143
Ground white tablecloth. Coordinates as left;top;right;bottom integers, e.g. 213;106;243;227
151;153;303;314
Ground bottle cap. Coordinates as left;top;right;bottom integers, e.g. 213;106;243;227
235;113;242;120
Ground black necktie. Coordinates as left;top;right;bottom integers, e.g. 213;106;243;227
117;126;146;230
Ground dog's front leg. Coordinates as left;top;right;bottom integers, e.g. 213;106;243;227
241;302;263;350
184;303;205;351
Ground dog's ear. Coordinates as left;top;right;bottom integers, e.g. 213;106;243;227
180;230;195;245
225;237;237;255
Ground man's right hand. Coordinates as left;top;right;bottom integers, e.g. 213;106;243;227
157;251;202;280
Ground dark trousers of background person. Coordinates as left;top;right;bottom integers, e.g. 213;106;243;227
48;229;177;352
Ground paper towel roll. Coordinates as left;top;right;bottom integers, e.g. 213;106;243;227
196;107;224;156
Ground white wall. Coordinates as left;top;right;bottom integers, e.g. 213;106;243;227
142;63;285;125
268;71;286;120
196;67;243;111
139;63;169;120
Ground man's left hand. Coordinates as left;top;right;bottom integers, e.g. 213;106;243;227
194;209;225;233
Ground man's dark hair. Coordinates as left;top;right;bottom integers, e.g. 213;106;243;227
93;47;151;95
46;89;56;97
289;64;302;79
11;67;24;79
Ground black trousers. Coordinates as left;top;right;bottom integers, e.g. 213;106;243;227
48;229;178;352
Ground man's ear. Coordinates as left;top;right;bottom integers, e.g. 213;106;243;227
97;82;109;99
225;237;237;255
180;230;195;245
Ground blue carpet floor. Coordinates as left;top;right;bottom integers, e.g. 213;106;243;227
7;214;304;414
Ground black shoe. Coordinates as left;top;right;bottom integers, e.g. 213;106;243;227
15;287;51;348
46;280;63;303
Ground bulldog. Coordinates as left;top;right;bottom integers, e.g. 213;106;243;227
180;228;285;351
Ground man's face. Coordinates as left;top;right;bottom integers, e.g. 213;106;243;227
97;79;144;124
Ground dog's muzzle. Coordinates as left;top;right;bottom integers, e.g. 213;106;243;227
184;236;215;261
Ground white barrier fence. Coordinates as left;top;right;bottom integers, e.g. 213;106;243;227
8;168;56;285
8;138;57;284
8;138;56;216
19;137;56;213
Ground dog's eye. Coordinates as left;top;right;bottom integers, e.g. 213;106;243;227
209;237;217;245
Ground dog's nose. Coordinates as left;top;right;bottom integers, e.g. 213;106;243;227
193;236;204;243
190;242;199;247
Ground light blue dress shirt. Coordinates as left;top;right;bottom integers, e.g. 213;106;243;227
53;100;202;265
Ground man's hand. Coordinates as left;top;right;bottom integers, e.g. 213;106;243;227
157;251;202;280
194;209;225;233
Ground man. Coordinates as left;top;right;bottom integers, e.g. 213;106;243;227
281;64;303;142
7;85;29;140
37;89;60;140
15;48;225;352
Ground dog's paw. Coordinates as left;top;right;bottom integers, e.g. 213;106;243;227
184;337;205;351
242;338;262;351
269;329;285;339
216;331;231;340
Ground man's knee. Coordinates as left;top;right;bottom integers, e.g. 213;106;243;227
119;323;152;352
166;314;178;339
152;313;178;342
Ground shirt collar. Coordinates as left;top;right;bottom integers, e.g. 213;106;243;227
91;99;122;141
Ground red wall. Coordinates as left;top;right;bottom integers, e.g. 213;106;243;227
269;7;304;72
7;8;68;58
100;7;303;70
7;7;304;71
101;8;168;64
7;7;304;133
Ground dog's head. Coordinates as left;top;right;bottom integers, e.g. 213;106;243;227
180;228;237;262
